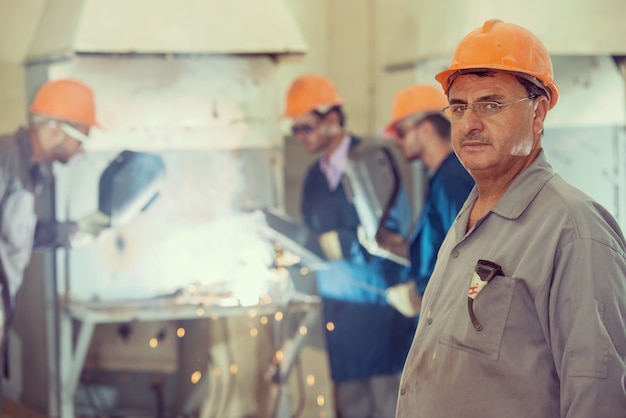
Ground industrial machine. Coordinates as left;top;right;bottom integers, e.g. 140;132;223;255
11;1;336;418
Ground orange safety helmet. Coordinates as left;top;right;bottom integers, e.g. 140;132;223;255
435;19;559;109
385;84;449;137
29;78;99;127
283;74;343;118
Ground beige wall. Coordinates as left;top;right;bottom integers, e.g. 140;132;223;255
279;0;420;137
1;0;421;140
0;63;27;134
0;0;46;134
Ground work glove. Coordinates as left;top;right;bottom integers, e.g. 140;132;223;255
77;210;110;236
385;280;422;318
70;210;111;248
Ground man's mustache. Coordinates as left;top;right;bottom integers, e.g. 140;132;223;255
459;134;489;145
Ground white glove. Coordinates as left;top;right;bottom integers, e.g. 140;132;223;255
77;210;111;236
385;281;422;318
69;210;111;248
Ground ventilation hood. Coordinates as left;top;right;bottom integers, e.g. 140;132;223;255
26;0;307;63
387;0;626;67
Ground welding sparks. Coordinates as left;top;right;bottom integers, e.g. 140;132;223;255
190;371;202;384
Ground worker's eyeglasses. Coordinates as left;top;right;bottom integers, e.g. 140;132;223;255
60;122;90;143
442;95;536;119
291;121;319;136
395;119;425;139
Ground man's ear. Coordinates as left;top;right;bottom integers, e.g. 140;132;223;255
533;96;549;135
418;119;436;141
325;109;341;125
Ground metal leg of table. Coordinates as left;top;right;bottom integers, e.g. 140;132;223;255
271;308;319;418
58;314;96;418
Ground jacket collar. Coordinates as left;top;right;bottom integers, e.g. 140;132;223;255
463;149;556;221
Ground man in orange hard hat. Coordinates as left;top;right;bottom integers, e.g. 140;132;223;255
374;84;473;317
396;19;626;417
284;74;412;418
0;78;104;392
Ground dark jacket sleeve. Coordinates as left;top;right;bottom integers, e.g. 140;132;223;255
33;220;78;251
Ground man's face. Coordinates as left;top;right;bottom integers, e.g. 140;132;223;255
291;112;334;155
44;121;89;164
448;72;546;178
392;116;426;162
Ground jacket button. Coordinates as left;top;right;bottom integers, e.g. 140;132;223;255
427;318;433;325
451;250;459;258
400;387;406;395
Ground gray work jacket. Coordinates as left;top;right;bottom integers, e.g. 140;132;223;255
397;150;626;418
0;128;74;313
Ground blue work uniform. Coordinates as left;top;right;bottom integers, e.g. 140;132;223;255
406;152;474;295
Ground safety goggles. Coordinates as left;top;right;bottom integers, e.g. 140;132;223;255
60;122;90;143
291;123;316;136
394;115;427;139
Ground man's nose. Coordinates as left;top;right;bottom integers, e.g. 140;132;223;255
456;107;484;133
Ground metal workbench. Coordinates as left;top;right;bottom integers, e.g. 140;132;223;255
56;290;321;418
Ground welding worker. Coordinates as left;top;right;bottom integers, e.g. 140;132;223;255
396;19;626;417
284;74;412;418
371;84;474;317
0;78;105;394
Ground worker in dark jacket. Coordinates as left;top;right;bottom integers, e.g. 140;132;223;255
283;74;412;418
0;79;105;392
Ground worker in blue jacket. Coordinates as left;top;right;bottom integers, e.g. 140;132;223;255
382;84;475;305
283;74;412;418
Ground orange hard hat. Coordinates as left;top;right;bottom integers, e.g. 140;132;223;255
283;74;343;118
385;84;449;137
29;78;99;127
435;19;559;109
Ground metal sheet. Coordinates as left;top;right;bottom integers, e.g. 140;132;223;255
343;143;410;265
343;144;402;239
27;0;307;61
46;56;285;151
543;126;625;230
547;56;625;128
257;208;328;271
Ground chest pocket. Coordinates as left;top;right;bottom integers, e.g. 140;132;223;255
1;190;36;270
438;270;517;362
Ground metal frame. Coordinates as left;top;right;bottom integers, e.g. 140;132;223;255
56;292;320;418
